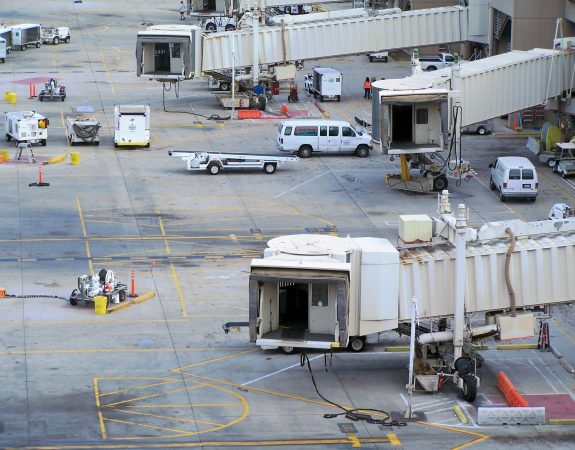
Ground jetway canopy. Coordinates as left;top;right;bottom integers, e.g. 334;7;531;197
202;6;469;71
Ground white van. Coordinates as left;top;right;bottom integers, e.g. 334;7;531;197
489;156;538;202
276;120;372;158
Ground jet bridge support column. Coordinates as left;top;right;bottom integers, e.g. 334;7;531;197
453;203;467;363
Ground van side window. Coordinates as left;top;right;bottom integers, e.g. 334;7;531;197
320;126;327;137
284;126;292;136
522;169;534;180
329;126;339;137
509;169;521;180
294;126;318;136
416;109;428;124
342;127;356;137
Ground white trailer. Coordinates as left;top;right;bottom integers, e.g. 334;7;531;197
0;38;6;63
0;28;13;53
249;192;575;399
5;111;49;146
308;67;342;102
169;150;298;175
41;26;71;45
11;24;42;50
114;105;150;148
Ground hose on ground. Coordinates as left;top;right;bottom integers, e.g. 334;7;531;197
72;123;100;142
4;294;69;301
504;227;517;317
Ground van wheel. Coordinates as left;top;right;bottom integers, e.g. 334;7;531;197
21;45;26;51
208;164;220;175
369;56;374;62
499;190;506;202
336;95;341;102
427;65;437;71
298;146;312;158
206;23;217;32
64;36;70;43
35;42;41;48
355;145;369;158
53;36;59;45
489;177;495;190
547;158;556;168
264;163;276;174
348;337;365;352
477;126;487;135
432;175;448;191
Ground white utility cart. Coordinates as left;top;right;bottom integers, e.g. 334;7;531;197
169;150;298;175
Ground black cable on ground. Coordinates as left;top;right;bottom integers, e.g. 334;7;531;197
162;82;230;120
4;294;69;301
299;352;407;427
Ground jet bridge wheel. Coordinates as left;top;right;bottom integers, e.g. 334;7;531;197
432;174;448;191
461;374;477;402
348;337;366;352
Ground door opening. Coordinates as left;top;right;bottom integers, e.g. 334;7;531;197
154;43;170;72
392;104;413;142
279;282;308;339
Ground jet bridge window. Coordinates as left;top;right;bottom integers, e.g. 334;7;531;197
416;109;428;124
171;43;181;58
311;283;328;307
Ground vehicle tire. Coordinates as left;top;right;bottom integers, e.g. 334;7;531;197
208;164;220;175
531;196;537;202
70;289;79;306
225;24;236;31
355;145;369;158
319;95;324;102
461;374;477;402
206;23;217;32
65;36;70;43
35;42;41;48
258;96;267;111
264;163;276;174
433;175;448;191
336;95;341;102
145;142;150;148
547;158;556;168
298;145;312;158
562;171;567;179
39;95;44;102
489;177;495;190
6;134;11;142
499;189;506;202
383;56;388;63
53;36;59;45
95;141;100;146
61;95;65;101
118;290;126;303
21;45;26;51
41;139;47;146
477;126;487;135
0;58;4;63
348;337;366;352
219;82;230;91
281;346;296;355
369;56;374;62
427;65;437;71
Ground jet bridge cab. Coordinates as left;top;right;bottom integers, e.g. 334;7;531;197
136;25;202;81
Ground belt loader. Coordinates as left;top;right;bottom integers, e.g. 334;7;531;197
249;191;575;401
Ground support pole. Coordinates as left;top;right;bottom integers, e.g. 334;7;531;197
231;35;236;119
400;154;410;181
453;203;467;363
405;296;418;419
252;9;260;85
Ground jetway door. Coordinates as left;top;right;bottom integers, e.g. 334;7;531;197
154;43;170;72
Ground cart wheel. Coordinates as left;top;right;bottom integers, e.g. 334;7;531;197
53;36;59;45
461;374;477;402
281;346;296;354
64;36;70;44
264;163;276;174
547;158;556;168
348;337;366;352
70;289;80;306
208;164;220;175
118;290;126;302
35;42;41;48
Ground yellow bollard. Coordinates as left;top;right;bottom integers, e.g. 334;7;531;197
6;92;16;104
94;296;108;315
70;151;80;165
0;150;9;162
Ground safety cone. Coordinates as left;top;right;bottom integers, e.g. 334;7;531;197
28;82;36;99
29;166;50;187
280;103;288;115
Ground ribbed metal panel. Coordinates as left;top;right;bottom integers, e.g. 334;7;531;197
398;232;575;321
458;50;575;126
202;7;468;71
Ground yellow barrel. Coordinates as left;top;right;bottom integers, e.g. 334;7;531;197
94;296;108;315
70;152;80;165
0;150;8;162
6;92;16;104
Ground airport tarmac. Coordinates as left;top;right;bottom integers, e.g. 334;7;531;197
1;1;575;449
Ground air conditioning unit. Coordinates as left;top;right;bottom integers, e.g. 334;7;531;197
553;37;575;49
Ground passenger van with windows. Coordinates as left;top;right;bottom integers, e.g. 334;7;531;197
489;156;538;202
276;120;372;158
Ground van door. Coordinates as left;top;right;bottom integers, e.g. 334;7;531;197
318;125;329;150
308;282;333;335
341;125;357;151
505;168;522;194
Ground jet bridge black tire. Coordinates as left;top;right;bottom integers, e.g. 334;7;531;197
461;374;477;402
432;175;448;191
348;337;366;352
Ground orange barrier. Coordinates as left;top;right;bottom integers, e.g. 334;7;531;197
28;82;37;99
497;371;529;407
237;109;262;119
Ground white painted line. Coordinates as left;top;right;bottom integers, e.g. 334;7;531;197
274;171;330;198
532;355;575;401
19;258;36;262
55;258;74;261
426;406;457;414
413;398;450;408
473;176;515;214
529;359;559;393
399;393;408;406
242;354;323;386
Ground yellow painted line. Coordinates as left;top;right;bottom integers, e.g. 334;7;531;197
93;378;107;440
548;418;575;425
0;233;294;243
384;346;409;352
551;318;575;346
76;197;93;274
99;50;116;95
0;347;249;356
103;416;192;436
453;405;468;424
14;437;393;449
102;387;190;408
496;343;538;350
126;403;242;408
205;255;224;259
387;433;401;446
173;348;257;371
99;379;178;398
417;422;489;450
346;433;361;448
112;407;225;427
